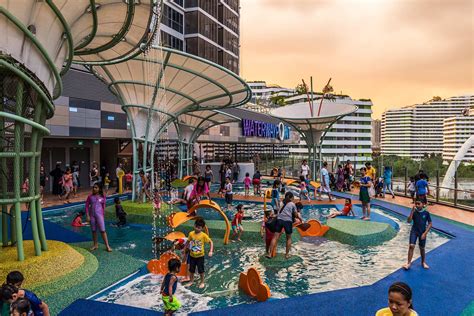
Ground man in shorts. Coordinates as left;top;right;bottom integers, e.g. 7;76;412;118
317;162;335;201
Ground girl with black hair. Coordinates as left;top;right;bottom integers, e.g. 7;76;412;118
376;282;418;316
85;183;112;252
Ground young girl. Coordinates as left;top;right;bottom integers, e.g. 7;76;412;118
103;172;111;195
328;198;354;218
359;167;373;221
243;172;251;197
252;170;261;195
85;184;112;252
71;211;88;227
270;180;281;214
10;298;30;316
224;177;233;210
231;204;244;242
261;210;275;254
188;177;211;210
204;165;213;185
138;170;152;202
62;167;74;204
125;171;133;191
376;282;418;316
161;258;182;315
299;176;310;200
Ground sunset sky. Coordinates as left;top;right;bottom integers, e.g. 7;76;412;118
239;0;473;118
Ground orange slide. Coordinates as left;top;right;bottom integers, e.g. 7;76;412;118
239;267;271;302
295;219;329;237
147;252;188;277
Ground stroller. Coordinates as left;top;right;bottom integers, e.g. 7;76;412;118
374;177;384;197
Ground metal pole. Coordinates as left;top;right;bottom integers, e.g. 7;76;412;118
14;79;25;261
0;86;8;246
436;169;440;203
404;167;408;196
131;138;137;201
454;162;458;206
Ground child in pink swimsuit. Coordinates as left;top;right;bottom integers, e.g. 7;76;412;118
85;184;112;252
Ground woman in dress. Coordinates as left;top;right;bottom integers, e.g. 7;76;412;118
85;184;112;252
359;167;373;221
336;164;345;192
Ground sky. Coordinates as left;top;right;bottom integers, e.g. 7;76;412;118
239;0;474;118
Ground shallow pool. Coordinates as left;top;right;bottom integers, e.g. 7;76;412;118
43;202;450;314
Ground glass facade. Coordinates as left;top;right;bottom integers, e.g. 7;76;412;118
162;4;184;33
161;31;184;51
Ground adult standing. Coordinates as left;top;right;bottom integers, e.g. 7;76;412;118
359;167;373;220
266;192;302;259
49;164;63;197
300;160;310;183
218;160;226;193
336;164;345;192
415;174;430;204
192;157;201;176
365;162;376;182
115;162;124;193
100;161;107;185
382;166;395;198
90;162;99;187
317;162;335;201
232;161;240;183
85;184;112;252
72;160;80;187
39;163;48;205
344;160;354;191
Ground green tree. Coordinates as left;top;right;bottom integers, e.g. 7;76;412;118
295;83;307;95
270;94;286;106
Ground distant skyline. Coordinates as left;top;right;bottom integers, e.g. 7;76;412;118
239;0;473;119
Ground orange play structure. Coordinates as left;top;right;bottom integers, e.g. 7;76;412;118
147;252;188;276
182;175;198;182
295;219;329;237
168;200;231;245
239;267;271;302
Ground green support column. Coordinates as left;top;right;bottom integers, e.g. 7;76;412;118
13;79;25;261
28;97;42;256
131;138;138;201
36;107;48;251
0;92;8;246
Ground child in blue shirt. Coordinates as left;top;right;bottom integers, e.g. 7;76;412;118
4;271;49;316
403;199;432;270
415;175;430;204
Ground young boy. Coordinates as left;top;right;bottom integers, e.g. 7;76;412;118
184;218;214;289
224;177;233;210
2;272;50;316
160;258;182;315
231;204;244;242
10;298;30;316
114;197;127;227
403;199;432;270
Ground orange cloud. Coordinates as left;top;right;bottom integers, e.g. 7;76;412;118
240;0;474;118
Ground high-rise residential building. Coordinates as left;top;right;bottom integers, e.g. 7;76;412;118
372;119;381;153
381;95;474;159
284;94;373;168
160;0;240;74
443;107;474;162
246;81;296;111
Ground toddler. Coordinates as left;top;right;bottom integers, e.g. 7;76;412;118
231;204;244;242
161;258;182;315
243;172;251;196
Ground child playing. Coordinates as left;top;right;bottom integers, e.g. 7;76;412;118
293;202;304;225
224;177;233;210
71;211;88;227
114;197;127;227
403;199;432;270
160;258;182;315
252;170;261;195
184;218;214;289
261;210;275;254
299;176;310;200
231;204;244;242
125;171;133;191
327;198;354;218
243;172;251;197
204;165;213;185
271;180;281;214
103;172;111;195
10;298;31;316
4;271;50;316
408;177;416;204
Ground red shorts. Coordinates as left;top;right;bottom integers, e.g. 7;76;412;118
265;228;274;247
253;179;261;185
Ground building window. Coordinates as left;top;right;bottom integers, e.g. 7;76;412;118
162;4;184;33
160;31;184;51
173;0;184;7
219;125;230;136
